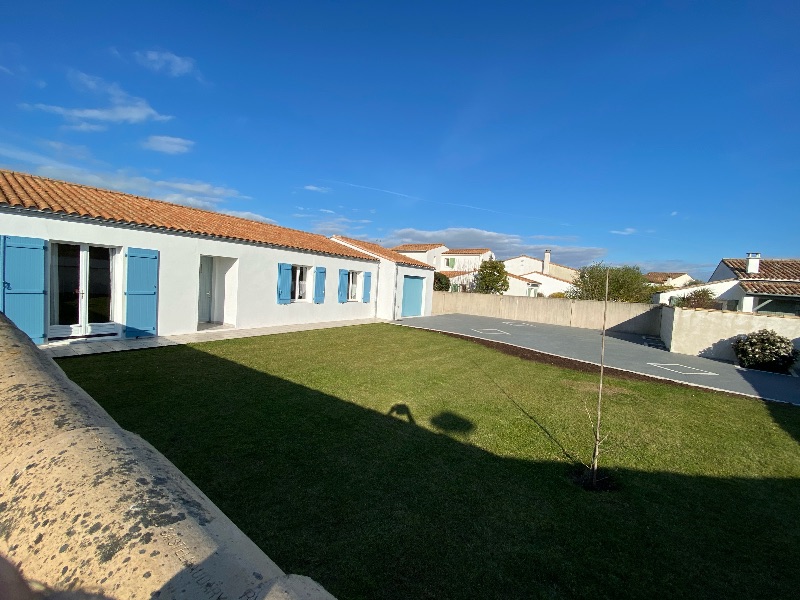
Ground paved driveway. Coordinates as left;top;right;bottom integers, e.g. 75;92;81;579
396;314;800;405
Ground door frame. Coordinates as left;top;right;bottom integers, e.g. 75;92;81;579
48;242;119;339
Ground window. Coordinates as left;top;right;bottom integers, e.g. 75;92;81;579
338;270;372;303
291;265;308;301
446;257;455;268
348;270;360;301
277;263;310;304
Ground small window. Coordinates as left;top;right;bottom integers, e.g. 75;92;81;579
291;265;308;301
446;257;455;268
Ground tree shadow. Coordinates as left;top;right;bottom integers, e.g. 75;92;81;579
429;411;474;435
57;346;800;600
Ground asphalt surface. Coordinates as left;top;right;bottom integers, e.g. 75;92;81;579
395;314;800;406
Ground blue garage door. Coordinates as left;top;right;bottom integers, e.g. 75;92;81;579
0;235;47;344
401;275;424;317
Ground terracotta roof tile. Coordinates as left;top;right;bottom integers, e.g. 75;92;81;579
442;248;492;255
0;170;376;261
645;272;690;283
391;243;446;252
739;281;800;296
332;236;434;269
723;258;800;281
439;270;475;278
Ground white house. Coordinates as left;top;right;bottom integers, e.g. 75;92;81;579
391;243;448;270
652;252;800;315
644;272;693;288
330;236;434;319
440;270;478;292
503;250;576;297
0;170;432;345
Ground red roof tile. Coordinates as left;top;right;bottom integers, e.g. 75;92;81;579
722;258;800;281
442;248;492;255
0;170;376;261
739;281;800;296
391;243;446;252
645;272;691;283
332;236;434;269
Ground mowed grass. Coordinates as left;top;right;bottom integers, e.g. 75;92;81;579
57;324;800;600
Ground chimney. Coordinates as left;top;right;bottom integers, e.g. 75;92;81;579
746;252;761;274
543;249;551;275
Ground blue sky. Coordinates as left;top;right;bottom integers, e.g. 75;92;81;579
1;1;798;279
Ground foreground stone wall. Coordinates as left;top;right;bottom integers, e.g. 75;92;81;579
662;306;800;361
432;292;662;335
0;312;335;600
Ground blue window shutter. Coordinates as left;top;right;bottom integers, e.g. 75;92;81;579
277;263;292;304
338;269;348;303
1;236;47;344
125;248;159;338
313;267;326;304
362;272;372;303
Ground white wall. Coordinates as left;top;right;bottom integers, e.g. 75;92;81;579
442;251;492;272
651;279;742;307
519;273;572;297
504;256;543;276
1;210;379;339
506;276;538;297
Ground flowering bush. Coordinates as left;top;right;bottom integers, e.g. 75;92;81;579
732;329;799;374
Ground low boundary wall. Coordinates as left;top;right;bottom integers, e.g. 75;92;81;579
661;306;800;361
432;291;662;335
0;312;335;600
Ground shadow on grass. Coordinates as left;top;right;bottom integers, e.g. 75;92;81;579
58;346;800;600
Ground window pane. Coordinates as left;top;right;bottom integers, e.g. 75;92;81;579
50;243;81;326
88;246;112;323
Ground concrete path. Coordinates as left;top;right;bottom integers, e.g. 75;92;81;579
41;318;384;358
396;314;800;406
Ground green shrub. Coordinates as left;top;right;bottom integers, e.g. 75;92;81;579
433;272;450;291
673;288;717;309
732;329;799;374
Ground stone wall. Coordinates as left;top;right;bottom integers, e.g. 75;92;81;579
0;312;335;600
432;292;662;335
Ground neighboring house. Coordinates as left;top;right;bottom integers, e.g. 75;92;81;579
440;270;477;292
330;236;434;319
0;170;398;345
440;248;493;272
645;272;693;288
652;252;800;315
391;243;448;270
504;250;578;283
503;250;577;297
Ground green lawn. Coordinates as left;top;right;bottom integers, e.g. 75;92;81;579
57;324;800;600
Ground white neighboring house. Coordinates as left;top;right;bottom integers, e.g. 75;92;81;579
652;252;800;315
439;248;494;272
0;170;389;345
391;243;448;270
645;272;694;288
440;270;478;292
503;250;577;297
330;236;435;319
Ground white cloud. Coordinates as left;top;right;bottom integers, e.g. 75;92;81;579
41;140;92;160
311;217;372;237
142;135;194;154
20;70;171;127
382;227;605;267
303;185;331;193
0;65;12;75
62;122;107;132
319;208;335;214
134;50;200;79
610;228;637;235
670;211;678;217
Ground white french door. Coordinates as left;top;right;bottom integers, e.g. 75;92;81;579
49;243;117;339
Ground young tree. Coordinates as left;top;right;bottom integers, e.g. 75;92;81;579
433;272;451;291
474;260;509;294
567;263;652;303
